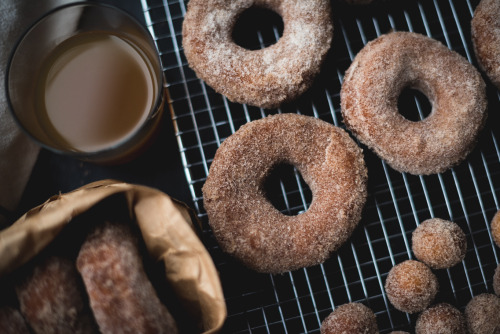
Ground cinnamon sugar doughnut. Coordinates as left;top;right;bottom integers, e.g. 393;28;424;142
15;255;99;334
341;32;487;175
472;0;500;90
182;0;333;109
76;222;178;334
320;303;378;334
202;114;367;273
384;260;439;313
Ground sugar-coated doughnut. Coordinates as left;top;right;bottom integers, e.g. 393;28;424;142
182;0;333;109
203;114;367;273
76;222;178;334
412;218;467;269
341;31;487;175
320;303;378;334
472;0;500;90
465;293;500;334
491;210;500;247
415;303;466;334
15;255;99;334
384;260;438;313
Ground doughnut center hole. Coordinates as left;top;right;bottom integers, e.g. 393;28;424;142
232;6;284;50
264;163;312;216
398;87;432;121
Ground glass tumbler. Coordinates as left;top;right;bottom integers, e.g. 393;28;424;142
6;2;165;164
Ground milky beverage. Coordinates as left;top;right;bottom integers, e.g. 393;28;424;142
35;31;158;152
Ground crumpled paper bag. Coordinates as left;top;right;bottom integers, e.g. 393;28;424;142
0;179;226;333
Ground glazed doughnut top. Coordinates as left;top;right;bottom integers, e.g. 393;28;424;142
202;114;367;273
182;0;333;109
341;32;487;175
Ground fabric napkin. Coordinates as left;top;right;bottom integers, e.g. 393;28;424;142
0;0;75;226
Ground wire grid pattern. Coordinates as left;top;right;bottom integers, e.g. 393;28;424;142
141;0;500;332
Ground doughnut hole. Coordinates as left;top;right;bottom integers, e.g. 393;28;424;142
465;293;500;334
491;210;500;247
320;303;378;334
384;260;439;314
232;6;284;50
415;303;466;334
397;87;432;122
412;218;467;269
263;163;312;216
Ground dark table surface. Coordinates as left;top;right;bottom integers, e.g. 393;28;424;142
16;0;193;221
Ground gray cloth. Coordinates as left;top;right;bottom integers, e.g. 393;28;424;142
0;0;75;225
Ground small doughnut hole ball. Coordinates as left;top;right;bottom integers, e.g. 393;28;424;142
384;260;439;313
415;303;466;334
492;210;500;247
465;293;500;334
320;303;378;334
412;218;467;269
494;264;500;296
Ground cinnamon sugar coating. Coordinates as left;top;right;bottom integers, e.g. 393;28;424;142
341;32;487;175
465;293;500;334
384;260;438;313
492;210;500;248
182;0;333;109
202;114;367;273
320;303;378;334
412;218;467;269
15;256;99;334
415;303;466;334
76;222;178;334
472;0;500;90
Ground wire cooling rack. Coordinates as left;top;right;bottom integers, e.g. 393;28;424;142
141;0;500;332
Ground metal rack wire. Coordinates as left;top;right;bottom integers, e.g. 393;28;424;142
140;0;500;332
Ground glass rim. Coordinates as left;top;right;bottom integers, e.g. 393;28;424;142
5;1;165;161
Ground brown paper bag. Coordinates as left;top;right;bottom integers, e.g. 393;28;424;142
0;179;226;333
